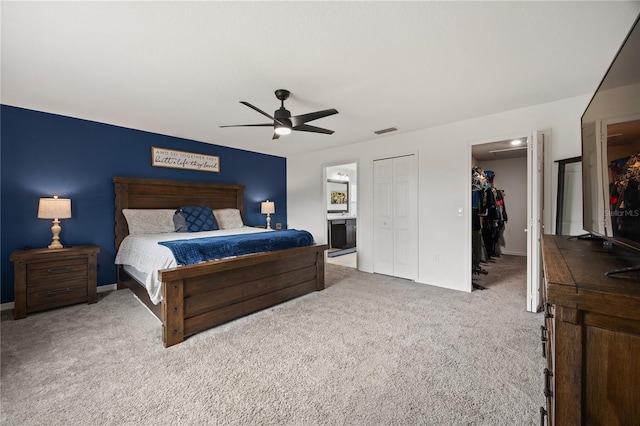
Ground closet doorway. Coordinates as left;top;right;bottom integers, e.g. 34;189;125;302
373;154;418;280
471;132;547;312
325;162;357;269
472;139;528;257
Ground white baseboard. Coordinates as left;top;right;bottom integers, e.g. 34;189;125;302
1;283;118;312
500;250;527;257
98;283;118;293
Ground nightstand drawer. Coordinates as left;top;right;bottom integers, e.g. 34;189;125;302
27;280;88;310
27;258;88;285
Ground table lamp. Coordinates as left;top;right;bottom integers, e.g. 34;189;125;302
38;195;72;249
261;200;275;230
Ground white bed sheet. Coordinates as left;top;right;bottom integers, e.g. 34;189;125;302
115;226;270;304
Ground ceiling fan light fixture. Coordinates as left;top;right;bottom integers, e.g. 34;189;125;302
274;125;291;136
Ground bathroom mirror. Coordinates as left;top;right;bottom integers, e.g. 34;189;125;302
327;180;349;213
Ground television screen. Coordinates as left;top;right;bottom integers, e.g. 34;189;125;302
582;14;640;251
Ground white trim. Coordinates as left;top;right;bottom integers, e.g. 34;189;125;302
323;159;360;253
0;302;15;312
468;132;531;294
1;283;118;312
527;131;545;313
501;251;527;257
98;283;117;293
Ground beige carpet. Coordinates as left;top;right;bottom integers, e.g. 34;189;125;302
1;256;543;425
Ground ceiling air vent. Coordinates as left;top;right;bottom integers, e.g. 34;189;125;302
374;127;399;135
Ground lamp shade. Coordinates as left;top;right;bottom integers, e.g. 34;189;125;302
261;201;275;214
38;197;72;219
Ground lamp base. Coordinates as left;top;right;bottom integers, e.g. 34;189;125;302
266;213;272;230
48;219;63;249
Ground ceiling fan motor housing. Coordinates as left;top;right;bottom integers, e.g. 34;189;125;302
274;107;292;128
275;89;290;101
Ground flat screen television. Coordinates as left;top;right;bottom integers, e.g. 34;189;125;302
581;13;640;266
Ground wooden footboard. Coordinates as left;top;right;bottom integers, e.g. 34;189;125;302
117;244;326;347
159;244;326;347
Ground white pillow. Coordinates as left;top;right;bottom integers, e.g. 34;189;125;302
213;208;244;229
122;209;176;235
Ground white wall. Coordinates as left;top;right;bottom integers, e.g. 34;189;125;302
287;94;590;293
477;156;528;256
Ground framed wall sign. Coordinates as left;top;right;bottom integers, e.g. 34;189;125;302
327;179;349;213
151;147;220;173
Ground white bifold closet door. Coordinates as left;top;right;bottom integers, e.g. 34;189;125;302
373;154;418;280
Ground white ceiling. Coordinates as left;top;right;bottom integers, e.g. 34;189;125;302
2;1;639;158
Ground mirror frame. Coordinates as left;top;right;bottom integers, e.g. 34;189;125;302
555;156;582;235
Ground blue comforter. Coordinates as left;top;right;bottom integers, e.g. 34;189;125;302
158;229;314;266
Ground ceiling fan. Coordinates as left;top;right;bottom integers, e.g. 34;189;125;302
220;89;338;140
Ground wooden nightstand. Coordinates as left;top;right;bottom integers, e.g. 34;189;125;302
10;245;100;319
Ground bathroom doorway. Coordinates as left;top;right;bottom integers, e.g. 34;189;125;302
325;162;357;269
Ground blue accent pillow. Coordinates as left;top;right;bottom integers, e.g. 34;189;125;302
179;206;219;232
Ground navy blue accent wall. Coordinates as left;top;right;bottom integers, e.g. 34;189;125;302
1;105;287;304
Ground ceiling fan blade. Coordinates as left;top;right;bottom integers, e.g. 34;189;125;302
219;123;273;128
291;109;338;126
292;124;334;135
272;132;280;140
240;101;284;125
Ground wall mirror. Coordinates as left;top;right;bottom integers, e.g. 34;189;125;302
327;180;349;213
555;156;583;235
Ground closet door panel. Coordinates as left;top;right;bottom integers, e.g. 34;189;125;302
379;182;393;218
373;155;418;280
395;181;409;217
393;155;418;280
378;229;394;263
395;228;410;265
374;159;394;275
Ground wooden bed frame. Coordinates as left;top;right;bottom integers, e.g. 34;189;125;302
113;177;326;347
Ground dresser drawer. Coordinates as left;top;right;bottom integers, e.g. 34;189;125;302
27;258;88;285
27;280;88;311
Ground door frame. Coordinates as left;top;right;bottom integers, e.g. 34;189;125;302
468;130;550;312
323;160;359;260
527;131;543;313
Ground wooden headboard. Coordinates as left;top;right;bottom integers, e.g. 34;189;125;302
113;177;245;249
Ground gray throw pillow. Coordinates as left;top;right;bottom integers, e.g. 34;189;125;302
173;210;188;232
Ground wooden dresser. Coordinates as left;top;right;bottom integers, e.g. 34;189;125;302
11;245;100;319
541;235;640;426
